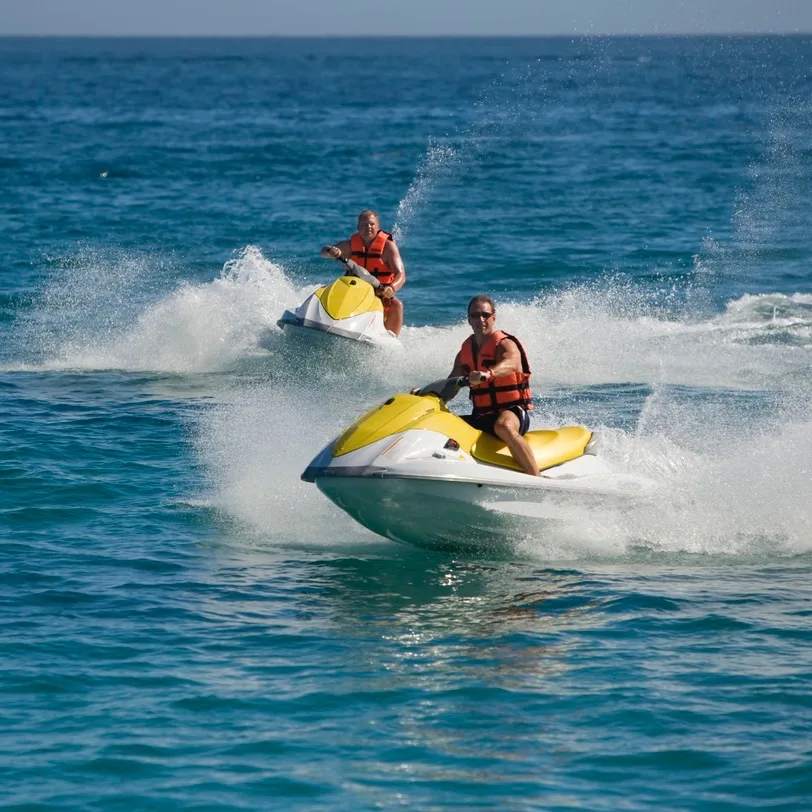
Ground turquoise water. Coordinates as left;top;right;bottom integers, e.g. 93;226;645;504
2;36;812;809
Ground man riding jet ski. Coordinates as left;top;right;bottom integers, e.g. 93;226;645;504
302;298;653;549
432;295;539;477
320;210;406;337
276;253;399;348
277;211;405;348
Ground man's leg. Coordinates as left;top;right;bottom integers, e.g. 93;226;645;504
383;298;403;336
493;410;540;477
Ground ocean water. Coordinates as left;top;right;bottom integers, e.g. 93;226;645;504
1;35;812;809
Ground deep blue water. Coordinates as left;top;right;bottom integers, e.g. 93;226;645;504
1;36;812;810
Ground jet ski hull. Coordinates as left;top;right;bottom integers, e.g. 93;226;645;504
313;472;642;551
277;310;398;347
304;421;653;552
277;276;399;349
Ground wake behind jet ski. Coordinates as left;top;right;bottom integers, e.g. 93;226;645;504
302;377;654;551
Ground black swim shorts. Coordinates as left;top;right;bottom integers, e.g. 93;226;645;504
461;406;530;437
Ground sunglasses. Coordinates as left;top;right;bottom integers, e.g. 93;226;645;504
468;311;494;320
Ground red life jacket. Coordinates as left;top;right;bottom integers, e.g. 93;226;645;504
349;230;396;286
459;330;533;416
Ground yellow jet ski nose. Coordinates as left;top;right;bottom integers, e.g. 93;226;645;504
316;276;383;320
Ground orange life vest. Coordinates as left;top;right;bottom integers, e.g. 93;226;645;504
459;330;533;416
349;230;396;286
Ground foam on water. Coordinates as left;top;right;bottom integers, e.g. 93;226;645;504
15;246;302;373
399;283;812;391
194;382;383;545
511;410;812;560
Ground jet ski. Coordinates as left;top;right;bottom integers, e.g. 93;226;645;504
277;256;399;348
302;377;654;551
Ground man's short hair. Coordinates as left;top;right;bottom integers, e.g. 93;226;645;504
358;210;379;221
467;295;495;314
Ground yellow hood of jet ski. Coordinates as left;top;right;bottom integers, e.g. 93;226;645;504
333;393;592;474
316;276;384;320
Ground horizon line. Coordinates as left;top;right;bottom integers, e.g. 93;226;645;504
1;31;810;39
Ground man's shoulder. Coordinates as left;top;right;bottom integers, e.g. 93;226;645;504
493;332;520;351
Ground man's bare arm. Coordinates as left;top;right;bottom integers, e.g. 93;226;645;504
443;352;466;401
490;339;523;378
320;239;352;259
383;240;406;292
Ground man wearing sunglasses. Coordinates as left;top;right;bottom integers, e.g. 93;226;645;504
444;295;540;477
321;210;407;336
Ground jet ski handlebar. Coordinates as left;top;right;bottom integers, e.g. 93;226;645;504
331;255;382;290
416;376;470;400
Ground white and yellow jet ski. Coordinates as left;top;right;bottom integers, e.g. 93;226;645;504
302;377;653;551
277;257;399;348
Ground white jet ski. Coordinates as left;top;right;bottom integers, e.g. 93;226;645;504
302;377;654;551
277;256;399;348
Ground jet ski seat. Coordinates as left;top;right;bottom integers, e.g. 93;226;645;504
471;426;592;473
